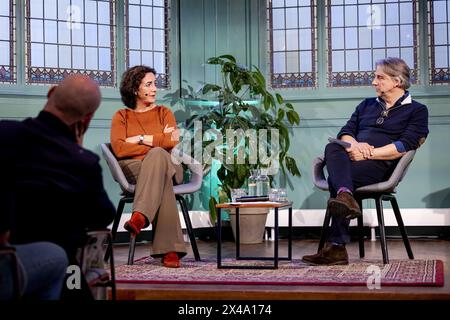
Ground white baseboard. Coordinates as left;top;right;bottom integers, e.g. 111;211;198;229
265;208;450;227
112;208;450;232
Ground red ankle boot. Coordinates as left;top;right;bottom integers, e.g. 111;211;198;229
162;252;180;268
124;211;148;236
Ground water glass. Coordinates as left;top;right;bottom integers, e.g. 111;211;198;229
269;188;279;201
277;188;288;202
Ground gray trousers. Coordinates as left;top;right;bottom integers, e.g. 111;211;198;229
119;147;186;258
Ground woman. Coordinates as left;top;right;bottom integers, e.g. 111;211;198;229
111;66;185;268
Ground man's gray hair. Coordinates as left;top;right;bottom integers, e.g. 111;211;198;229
375;57;411;90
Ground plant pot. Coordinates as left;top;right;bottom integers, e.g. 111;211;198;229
228;207;269;244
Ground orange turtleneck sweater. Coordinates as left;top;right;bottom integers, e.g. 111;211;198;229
110;105;178;160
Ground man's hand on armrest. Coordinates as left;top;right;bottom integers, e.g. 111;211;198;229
368;143;405;160
340;135;374;160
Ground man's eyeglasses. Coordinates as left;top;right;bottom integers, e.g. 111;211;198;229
376;110;389;125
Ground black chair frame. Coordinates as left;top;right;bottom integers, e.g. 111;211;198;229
106;194;200;265
318;192;414;264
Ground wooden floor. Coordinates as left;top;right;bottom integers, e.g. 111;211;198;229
111;238;450;300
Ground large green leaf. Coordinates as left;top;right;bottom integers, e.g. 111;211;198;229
285;155;301;177
277;108;285;121
218;54;236;63
208;196;218;224
286;110;300;125
253;67;266;88
237;164;247;182
202;83;221;95
275;93;284;104
268;94;276;110
217;166;227;182
207;57;223;65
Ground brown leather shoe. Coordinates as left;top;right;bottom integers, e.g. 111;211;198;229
302;242;349;266
327;192;361;219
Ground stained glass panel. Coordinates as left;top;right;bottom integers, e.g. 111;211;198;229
125;0;169;89
26;0;115;86
0;0;15;83
328;0;418;87
268;0;317;88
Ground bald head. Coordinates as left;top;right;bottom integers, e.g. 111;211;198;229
45;74;101;125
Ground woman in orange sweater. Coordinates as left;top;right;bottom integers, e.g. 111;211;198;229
110;65;185;268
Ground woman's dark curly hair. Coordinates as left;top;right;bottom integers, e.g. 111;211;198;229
120;65;157;109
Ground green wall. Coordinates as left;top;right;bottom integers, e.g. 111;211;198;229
1;0;449;212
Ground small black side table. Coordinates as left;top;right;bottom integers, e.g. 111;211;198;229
216;201;293;269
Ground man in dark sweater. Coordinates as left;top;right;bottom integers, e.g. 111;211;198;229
302;57;429;266
0;75;115;297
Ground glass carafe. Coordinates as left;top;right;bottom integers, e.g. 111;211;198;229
247;169;259;196
256;169;270;197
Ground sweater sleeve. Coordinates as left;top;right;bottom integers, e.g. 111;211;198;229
110;110;150;159
395;103;429;152
337;100;364;139
152;107;179;150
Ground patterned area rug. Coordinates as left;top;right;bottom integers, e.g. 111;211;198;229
113;258;444;287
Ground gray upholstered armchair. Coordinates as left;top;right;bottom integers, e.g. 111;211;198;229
312;150;416;264
100;143;202;265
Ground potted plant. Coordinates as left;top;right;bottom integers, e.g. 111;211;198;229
184;54;301;243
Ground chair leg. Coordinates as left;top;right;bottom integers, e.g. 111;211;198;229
318;208;331;253
375;196;389;264
127;235;136;265
107;234;116;300
104;198;127;262
357;198;365;258
390;196;414;259
357;199;365;258
112;198;126;238
177;195;201;261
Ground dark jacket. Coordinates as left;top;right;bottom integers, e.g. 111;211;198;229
338;94;429;152
0;111;115;258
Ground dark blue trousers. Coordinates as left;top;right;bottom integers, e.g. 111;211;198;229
324;143;396;244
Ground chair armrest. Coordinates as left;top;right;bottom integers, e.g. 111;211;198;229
356;150;416;193
171;151;203;194
312;156;329;191
100;143;135;194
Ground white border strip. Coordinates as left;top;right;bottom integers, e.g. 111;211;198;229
113;208;450;232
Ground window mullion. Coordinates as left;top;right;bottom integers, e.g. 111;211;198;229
116;0;125;86
418;0;428;87
317;0;327;89
15;0;25;86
